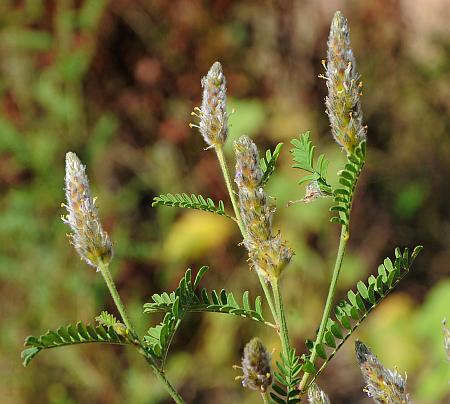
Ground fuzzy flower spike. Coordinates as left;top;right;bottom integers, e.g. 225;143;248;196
235;337;272;393
234;135;293;281
62;152;113;269
190;61;228;148
355;340;410;404
323;11;366;155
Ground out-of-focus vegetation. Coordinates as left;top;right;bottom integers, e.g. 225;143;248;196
0;1;449;403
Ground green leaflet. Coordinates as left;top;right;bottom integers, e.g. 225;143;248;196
269;347;302;404
152;193;231;218
144;287;266;323
290;132;332;193
21;321;133;367
143;267;268;368
95;310;120;328
302;246;422;388
143;266;208;367
260;143;283;186
329;141;366;230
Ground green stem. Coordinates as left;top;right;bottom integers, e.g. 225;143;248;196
257;272;278;324
299;226;348;393
215;146;247;237
98;261;137;338
142;354;185;404
271;279;290;357
261;392;269;404
98;261;185;404
214;146;278;322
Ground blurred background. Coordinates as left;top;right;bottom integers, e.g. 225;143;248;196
0;0;449;403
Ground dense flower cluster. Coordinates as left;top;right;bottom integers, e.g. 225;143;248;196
324;11;366;155
234;135;293;281
190;61;228;148
62;152;113;269
237;337;272;393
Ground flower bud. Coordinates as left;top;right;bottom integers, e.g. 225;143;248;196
62;152;113;269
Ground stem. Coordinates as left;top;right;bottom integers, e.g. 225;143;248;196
215;146;247;237
257;272;278;323
271;279;290;357
299;226;348;392
142;354;185;404
261;392;269;404
98;261;185;404
214;146;278;322
98;261;137;338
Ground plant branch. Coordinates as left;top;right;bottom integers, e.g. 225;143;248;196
141;353;185;404
98;261;185;404
299;226;348;393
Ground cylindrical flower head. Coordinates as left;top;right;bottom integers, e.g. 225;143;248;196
240;337;272;393
355;341;410;404
325;11;366;155
234;135;293;280
193;61;228;148
307;382;331;404
62;152;113;269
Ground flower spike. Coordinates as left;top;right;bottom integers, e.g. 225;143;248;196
324;11;366;154
190;61;228;148
62;152;113;269
235;337;272;393
234;135;293;281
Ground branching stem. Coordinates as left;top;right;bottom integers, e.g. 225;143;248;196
98;261;185;404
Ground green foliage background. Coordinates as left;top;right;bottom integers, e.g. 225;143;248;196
0;1;449;403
